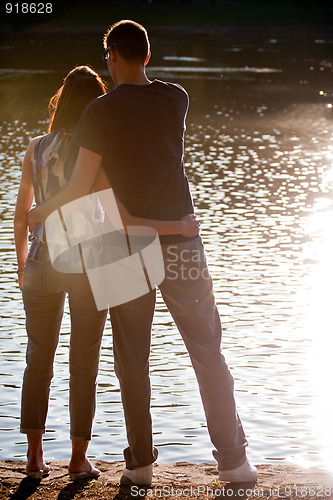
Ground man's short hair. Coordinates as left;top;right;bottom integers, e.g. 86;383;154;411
103;20;150;64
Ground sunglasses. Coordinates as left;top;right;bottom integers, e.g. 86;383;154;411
103;43;119;63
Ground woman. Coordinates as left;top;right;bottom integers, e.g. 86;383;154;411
14;66;199;481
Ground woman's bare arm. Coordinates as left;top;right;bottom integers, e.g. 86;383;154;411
14;137;40;287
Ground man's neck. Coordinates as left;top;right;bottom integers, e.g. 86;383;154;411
117;76;151;86
113;66;151;87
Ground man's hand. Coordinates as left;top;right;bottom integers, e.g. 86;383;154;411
180;214;200;237
27;206;40;232
17;270;24;290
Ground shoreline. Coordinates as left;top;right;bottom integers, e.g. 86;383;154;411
1;461;333;499
1;23;332;39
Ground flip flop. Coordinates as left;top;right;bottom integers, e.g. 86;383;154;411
69;465;101;481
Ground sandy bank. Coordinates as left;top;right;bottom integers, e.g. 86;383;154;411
1;461;333;499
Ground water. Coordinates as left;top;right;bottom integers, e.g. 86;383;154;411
1;31;333;472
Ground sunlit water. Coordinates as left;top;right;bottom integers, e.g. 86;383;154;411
1;33;333;472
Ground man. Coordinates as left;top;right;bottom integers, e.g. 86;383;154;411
29;20;257;485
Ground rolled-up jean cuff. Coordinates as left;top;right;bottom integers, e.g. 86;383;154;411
70;434;91;442
124;446;158;470
20;427;45;435
213;444;248;471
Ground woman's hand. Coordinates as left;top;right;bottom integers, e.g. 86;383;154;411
180;214;200;237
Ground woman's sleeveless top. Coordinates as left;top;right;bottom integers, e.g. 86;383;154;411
28;129;77;258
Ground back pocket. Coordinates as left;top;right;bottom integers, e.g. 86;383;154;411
22;259;44;291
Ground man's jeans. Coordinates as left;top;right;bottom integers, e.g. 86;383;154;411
109;236;247;471
21;245;107;441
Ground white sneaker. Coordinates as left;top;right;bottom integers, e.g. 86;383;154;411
122;464;153;485
219;459;258;483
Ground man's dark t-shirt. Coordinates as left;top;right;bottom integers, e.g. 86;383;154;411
73;79;194;243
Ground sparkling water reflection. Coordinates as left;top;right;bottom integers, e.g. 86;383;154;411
0;41;333;471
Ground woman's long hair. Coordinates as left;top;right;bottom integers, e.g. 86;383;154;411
48;66;107;133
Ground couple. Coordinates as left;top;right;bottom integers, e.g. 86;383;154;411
14;20;257;484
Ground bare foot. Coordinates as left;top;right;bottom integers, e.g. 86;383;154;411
26;434;50;476
69;440;100;479
26;461;51;477
68;456;100;477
